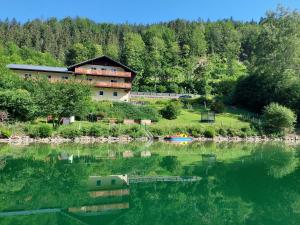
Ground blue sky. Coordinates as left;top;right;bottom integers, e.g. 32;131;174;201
1;0;300;24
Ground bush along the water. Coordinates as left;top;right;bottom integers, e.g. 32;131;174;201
0;127;12;138
58;125;83;138
90;101;161;122
88;124;109;137
262;103;296;135
57;123;147;138
122;125;147;138
26;124;53;138
203;127;216;138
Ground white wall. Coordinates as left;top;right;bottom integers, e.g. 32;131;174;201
13;70;131;102
92;88;130;102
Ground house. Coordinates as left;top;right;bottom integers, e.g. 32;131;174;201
6;56;137;102
87;175;129;190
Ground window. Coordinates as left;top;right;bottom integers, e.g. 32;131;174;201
101;68;106;71
91;67;97;70
113;92;118;97
48;75;52;79
96;180;101;186
111;80;117;83
99;91;104;96
61;76;68;80
111;179;116;185
87;78;93;81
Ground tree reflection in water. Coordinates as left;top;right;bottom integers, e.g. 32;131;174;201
0;142;300;224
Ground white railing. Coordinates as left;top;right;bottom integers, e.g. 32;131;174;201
130;92;198;99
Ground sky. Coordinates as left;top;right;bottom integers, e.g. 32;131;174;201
1;0;300;24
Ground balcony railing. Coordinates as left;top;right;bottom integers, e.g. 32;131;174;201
94;82;132;89
75;68;131;78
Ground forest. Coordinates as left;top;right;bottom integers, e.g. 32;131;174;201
0;7;300;119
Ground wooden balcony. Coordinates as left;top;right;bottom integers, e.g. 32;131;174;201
75;68;132;78
94;82;132;89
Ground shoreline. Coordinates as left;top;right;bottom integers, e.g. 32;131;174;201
1;135;300;145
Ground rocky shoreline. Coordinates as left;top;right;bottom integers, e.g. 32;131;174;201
1;134;300;145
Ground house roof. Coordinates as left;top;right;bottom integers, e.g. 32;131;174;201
7;64;70;74
7;56;137;79
67;55;137;75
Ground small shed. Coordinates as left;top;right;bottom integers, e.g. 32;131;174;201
61;116;75;125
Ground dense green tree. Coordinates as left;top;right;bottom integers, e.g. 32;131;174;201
28;79;91;126
0;89;36;121
65;43;88;65
122;32;146;84
235;8;300;116
1;6;300;112
105;42;120;60
262;103;296;135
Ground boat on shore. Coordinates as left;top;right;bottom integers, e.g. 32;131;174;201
164;134;193;142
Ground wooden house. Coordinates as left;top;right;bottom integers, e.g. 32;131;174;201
87;175;129;190
7;56;137;102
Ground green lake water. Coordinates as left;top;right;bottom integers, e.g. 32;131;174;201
0;142;300;225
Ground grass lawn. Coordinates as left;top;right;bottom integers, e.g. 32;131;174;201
155;105;251;129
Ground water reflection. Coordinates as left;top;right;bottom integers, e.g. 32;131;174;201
0;142;300;224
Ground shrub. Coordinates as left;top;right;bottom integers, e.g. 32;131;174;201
0;89;36;121
157;85;167;93
109;125;121;137
262;103;296;135
226;128;237;137
218;128;227;136
122;125;146;138
187;126;203;137
0;127;12;138
89;124;109;137
149;126;165;136
59;125;83;138
210;100;225;113
203;127;216;138
79;123;92;136
160;103;181;120
195;96;213;108
160;156;181;173
91;101;160;122
26;124;53;138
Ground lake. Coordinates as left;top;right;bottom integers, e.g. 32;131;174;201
0;142;299;225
